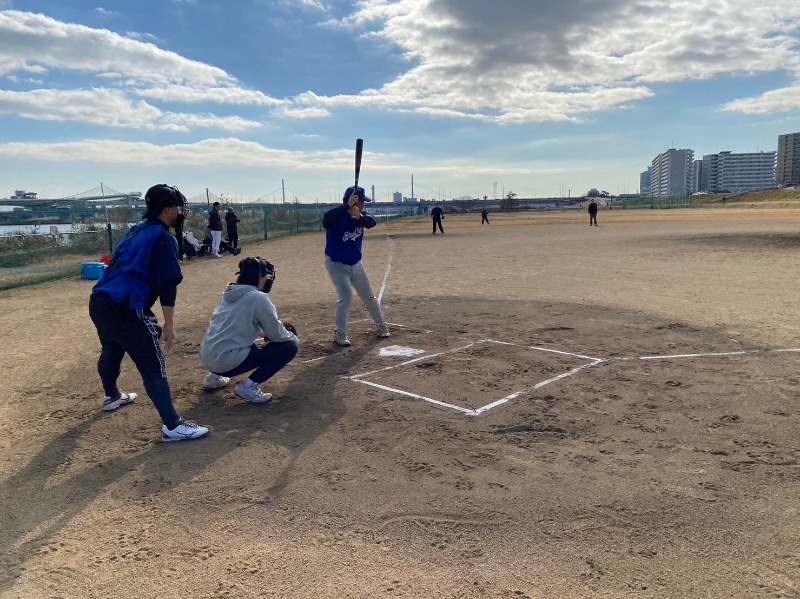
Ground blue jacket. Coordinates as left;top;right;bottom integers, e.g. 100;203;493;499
323;204;377;265
92;219;183;310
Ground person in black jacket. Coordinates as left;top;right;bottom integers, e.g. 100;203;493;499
481;208;489;224
431;205;444;234
208;201;224;258
588;199;598;226
225;207;240;249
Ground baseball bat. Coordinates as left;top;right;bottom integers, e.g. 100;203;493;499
354;138;363;190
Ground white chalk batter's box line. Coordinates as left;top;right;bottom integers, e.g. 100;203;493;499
344;339;800;416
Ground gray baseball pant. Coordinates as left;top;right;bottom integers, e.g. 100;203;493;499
325;257;385;333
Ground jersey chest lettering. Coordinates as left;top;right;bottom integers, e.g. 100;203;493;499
342;227;363;242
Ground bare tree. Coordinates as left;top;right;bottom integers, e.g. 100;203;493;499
500;191;518;211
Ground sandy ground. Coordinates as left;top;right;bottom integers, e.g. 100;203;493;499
2;207;799;598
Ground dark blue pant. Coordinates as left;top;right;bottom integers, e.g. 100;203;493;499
216;338;299;384
89;294;181;429
227;228;238;249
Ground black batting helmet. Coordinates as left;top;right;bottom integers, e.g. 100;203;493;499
143;184;187;219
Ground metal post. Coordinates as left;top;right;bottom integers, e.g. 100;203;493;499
101;182;109;225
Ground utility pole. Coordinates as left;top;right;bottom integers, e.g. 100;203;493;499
281;179;286;204
100;182;109;224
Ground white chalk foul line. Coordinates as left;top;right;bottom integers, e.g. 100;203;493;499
473;360;604;415
377;235;396;303
351;379;476;415
635;348;800;360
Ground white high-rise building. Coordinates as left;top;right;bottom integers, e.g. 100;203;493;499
650;149;694;197
700;151;776;193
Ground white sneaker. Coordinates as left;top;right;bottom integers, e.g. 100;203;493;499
102;391;137;412
334;330;352;346
203;372;230;389
214;253;223;259
376;323;390;338
234;382;273;404
161;420;210;442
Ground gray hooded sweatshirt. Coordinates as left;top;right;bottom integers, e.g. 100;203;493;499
199;283;297;373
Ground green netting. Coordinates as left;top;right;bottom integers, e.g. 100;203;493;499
0;228;125;290
0;203;417;290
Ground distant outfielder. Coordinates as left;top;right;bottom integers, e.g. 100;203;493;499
431;204;444;234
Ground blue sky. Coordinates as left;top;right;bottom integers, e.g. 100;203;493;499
1;0;798;202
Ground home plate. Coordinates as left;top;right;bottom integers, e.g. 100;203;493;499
379;345;426;358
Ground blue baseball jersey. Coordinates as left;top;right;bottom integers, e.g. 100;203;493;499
323;204;377;265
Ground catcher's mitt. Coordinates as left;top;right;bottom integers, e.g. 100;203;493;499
284;322;297;335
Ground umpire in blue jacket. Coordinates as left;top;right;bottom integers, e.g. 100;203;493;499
88;184;209;442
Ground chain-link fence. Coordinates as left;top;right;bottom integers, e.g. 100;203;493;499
0;203;416;290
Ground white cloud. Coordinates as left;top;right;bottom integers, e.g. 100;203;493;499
722;85;800;114
0;10;281;104
297;0;327;11
93;8;122;19
0;137;538;176
0;89;263;131
309;0;800;121
276;106;331;119
135;84;285;106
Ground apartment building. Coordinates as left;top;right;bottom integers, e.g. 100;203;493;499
777;132;800;187
700;151;776;193
639;167;652;195
650;149;694;197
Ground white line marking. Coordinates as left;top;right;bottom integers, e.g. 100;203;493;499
639;351;750;360
378;235;395;303
351;378;476;415
527;346;602;361
348;341;482;379
473;360;603;414
301;355;330;364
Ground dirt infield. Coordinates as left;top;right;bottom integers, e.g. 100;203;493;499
2;208;799;598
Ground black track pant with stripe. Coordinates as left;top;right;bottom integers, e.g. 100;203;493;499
89;293;181;428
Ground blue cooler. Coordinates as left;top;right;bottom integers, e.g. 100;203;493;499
82;262;107;280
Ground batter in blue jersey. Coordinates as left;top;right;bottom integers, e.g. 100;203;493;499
323;185;390;346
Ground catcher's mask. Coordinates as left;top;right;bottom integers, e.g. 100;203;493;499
236;257;276;293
